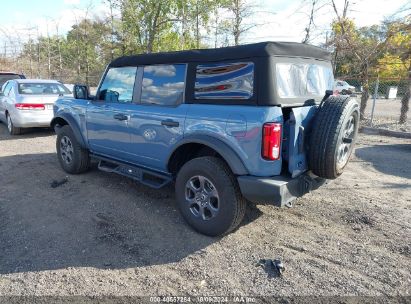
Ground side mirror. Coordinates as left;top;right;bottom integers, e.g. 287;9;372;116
73;84;89;100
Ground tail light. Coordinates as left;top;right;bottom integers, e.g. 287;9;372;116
15;103;45;110
262;123;282;160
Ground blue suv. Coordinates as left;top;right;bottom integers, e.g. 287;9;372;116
51;42;359;236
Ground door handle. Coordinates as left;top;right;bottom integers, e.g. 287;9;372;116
113;113;129;121
161;120;179;128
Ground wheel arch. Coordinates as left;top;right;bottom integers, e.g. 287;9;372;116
51;114;87;149
167;135;249;176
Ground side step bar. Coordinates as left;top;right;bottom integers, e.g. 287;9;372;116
93;156;172;189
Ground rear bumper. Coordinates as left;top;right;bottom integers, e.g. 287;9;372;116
237;172;326;207
12;111;53;128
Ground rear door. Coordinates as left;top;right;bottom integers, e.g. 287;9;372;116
86;66;138;163
127;64;188;172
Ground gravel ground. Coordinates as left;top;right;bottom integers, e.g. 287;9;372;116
0;123;410;298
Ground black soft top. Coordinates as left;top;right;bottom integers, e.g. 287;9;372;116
109;41;331;67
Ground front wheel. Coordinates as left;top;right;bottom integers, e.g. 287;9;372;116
175;156;246;236
56;125;90;174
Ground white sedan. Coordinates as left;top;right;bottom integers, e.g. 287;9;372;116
334;80;356;95
0;79;71;135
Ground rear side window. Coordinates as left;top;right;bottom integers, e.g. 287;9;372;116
194;62;254;100
276;63;333;98
99;67;137;103
2;82;12;96
141;64;186;106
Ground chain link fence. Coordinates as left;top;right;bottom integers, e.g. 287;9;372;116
340;77;410;132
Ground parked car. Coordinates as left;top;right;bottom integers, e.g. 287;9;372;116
51;42;359;236
0;72;25;91
0;79;71;135
334;80;356;95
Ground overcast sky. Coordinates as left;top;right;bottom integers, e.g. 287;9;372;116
0;0;409;49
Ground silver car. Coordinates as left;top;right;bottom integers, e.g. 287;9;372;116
0;79;71;135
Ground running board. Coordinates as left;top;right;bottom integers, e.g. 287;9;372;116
95;157;172;189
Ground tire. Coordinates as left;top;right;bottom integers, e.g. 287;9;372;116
309;95;359;179
175;156;246;236
6;113;22;135
56;125;90;174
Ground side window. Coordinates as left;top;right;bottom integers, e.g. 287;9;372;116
141;64;186;106
276;63;333;98
3;82;12;96
1;81;7;93
98;67;137;103
194;62;254;100
8;85;15;98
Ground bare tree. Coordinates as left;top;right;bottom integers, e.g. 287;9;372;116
401;70;410;124
36;26;41;78
27;33;33;77
54;21;63;79
107;0;116;60
46;21;52;78
387;9;411;124
224;0;256;46
302;0;317;44
331;0;392;120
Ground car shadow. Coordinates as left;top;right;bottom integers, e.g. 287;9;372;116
0;152;261;274
355;143;411;180
0;123;54;140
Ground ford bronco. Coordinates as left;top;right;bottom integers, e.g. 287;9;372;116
51;42;359;236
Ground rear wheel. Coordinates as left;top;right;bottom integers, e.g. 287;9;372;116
56;125;90;174
175;156;246;236
309;95;359;179
6;113;22;135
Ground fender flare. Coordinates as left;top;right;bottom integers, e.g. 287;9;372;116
167;134;249;175
51;114;87;149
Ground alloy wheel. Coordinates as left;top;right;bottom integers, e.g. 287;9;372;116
337;114;356;168
60;136;74;165
185;175;220;221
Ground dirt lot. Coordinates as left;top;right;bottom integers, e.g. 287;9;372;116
0;123;410;298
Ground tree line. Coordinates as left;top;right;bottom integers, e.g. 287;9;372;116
0;0;255;86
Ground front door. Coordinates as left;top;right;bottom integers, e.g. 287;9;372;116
86;66;138;163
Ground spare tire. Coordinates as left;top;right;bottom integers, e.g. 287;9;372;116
309;95;359;179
